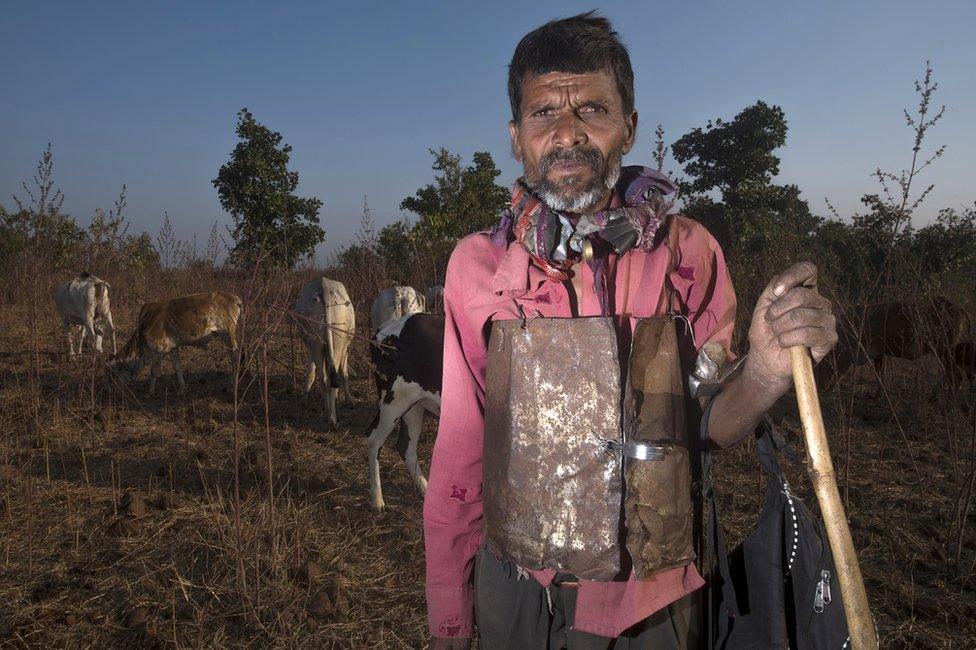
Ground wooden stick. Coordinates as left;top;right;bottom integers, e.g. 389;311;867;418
791;346;877;649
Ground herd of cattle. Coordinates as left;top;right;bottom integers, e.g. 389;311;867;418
54;272;444;512
51;272;973;512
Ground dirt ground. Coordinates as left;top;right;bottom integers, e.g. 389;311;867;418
1;303;974;648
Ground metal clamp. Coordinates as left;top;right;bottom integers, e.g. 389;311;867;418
688;346;749;399
595;435;667;461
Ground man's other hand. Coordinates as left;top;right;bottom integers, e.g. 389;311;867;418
745;261;838;396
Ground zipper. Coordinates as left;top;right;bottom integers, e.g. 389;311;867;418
782;479;799;573
814;568;832;613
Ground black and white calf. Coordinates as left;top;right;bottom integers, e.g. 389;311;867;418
366;312;444;512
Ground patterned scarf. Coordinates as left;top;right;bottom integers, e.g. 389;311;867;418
490;166;678;313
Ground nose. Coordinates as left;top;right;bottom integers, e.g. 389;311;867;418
551;111;587;149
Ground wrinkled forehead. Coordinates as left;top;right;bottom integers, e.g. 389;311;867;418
520;70;623;106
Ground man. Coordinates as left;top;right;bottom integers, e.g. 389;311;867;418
425;12;836;649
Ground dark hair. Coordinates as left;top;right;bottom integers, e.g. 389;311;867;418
507;11;634;123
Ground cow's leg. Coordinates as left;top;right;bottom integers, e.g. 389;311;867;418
221;331;239;393
325;379;338;429
83;315;101;354
317;350;338;428
314;347;327;394
66;325;78;358
870;355;885;399
148;356;162;395
304;344;319;393
366;395;416;513
400;403;427;495
104;312;117;356
340;353;353;404
170;349;186;393
77;324;87;355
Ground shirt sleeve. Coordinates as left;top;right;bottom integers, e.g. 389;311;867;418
671;216;738;356
423;243;489;639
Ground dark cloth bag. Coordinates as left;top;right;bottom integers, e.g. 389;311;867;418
701;403;853;649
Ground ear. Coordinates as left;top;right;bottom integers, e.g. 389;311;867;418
508;120;523;162
621;109;638;155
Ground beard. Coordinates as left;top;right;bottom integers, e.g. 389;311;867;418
523;145;622;214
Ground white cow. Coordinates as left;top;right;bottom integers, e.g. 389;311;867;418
295;277;356;428
370;285;425;332
425;285;445;314
55;272;117;357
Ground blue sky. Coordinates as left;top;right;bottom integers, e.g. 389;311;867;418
2;1;974;262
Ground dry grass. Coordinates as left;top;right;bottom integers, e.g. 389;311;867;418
0;294;974;648
0;301;433;648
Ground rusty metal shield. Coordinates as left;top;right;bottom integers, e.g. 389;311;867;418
623;317;694;579
483;317;625;580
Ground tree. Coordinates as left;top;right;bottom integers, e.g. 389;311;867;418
213;108;324;269
8;144;87;273
1;205;87;273
121;232;161;275
397;148;509;281
672;102;788;198
672;101;820;302
376;219;415;283
401;149;509;241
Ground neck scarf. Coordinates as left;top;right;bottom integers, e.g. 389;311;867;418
490;166;678;313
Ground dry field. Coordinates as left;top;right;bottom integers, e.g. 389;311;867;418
0;297;974;649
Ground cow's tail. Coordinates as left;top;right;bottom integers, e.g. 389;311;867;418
322;282;340;387
116;306;148;362
93;281;113;324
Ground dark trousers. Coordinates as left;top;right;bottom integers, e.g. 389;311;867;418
474;547;701;649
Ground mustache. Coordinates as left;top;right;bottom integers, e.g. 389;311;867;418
538;147;603;175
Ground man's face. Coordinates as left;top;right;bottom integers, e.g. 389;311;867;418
509;70;637;214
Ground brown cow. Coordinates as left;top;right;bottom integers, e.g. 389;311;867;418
108;291;242;394
828;297;971;387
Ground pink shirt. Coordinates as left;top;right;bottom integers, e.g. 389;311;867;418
423;212;737;639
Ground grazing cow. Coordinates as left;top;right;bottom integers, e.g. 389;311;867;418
54;272;117;357
369;285;425;332
294;277;356;428
425;285;445;314
108;291;242;394
829;297;971;387
366;313;443;512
